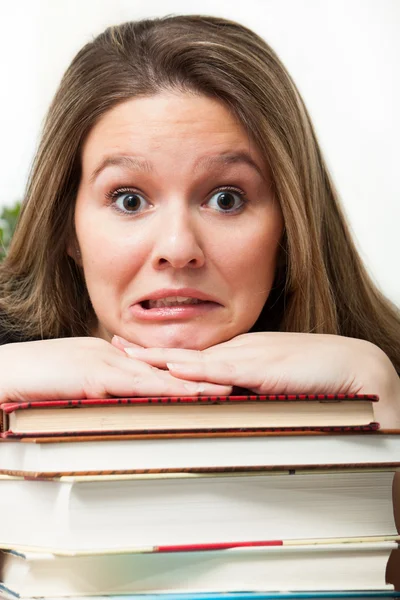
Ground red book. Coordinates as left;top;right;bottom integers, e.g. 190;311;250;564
0;393;379;438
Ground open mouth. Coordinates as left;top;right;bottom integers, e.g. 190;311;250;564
140;296;211;309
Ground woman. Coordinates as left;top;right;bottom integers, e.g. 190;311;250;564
0;15;399;427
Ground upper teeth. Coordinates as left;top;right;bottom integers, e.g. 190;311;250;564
148;296;201;308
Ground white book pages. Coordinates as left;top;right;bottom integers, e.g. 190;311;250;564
0;471;396;551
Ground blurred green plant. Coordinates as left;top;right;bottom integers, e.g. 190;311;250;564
0;202;21;261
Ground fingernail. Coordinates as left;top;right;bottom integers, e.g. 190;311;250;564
124;347;146;357
114;335;130;344
114;334;143;346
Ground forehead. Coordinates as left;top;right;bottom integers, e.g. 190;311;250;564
80;92;264;168
86;92;245;135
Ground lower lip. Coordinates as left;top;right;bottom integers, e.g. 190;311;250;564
130;302;221;321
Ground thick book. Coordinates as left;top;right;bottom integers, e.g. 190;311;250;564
0;542;397;596
0;431;400;477
0;470;397;551
0;394;379;437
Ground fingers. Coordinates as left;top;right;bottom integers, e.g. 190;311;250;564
112;337;270;394
109;355;232;397
123;346;202;368
122;345;257;369
111;335;143;352
166;357;266;393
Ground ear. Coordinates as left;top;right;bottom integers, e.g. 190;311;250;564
66;240;82;266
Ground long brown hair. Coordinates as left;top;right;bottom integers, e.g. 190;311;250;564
1;15;399;370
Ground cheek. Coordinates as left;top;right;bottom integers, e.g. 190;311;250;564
76;213;147;290
220;219;282;292
225;222;282;332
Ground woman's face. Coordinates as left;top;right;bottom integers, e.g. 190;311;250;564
73;92;283;349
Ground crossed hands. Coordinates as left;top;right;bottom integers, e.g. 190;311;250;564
113;331;400;429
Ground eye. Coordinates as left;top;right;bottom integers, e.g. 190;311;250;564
206;186;247;213
105;187;150;215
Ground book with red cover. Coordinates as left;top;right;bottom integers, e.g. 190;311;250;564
0;393;379;438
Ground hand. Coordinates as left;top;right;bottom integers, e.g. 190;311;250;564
0;337;231;404
114;332;400;428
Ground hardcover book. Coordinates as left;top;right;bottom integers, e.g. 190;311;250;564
0;394;379;437
0;431;399;478
0;542;397;596
0;470;398;551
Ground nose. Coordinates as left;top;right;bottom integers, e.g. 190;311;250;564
150;207;205;271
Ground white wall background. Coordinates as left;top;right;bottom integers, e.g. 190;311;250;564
0;0;399;304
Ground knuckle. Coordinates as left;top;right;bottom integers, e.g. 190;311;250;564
82;373;109;398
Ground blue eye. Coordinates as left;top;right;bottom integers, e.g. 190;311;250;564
107;188;149;214
207;187;246;213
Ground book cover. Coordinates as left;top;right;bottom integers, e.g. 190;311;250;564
1;536;400;555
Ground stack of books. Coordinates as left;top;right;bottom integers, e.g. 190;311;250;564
0;393;399;598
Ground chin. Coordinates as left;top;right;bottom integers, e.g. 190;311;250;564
132;325;232;350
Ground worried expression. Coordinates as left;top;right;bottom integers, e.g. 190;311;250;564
72;91;284;349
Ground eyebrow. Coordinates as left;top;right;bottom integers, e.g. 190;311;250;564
89;155;153;184
194;152;265;180
89;151;266;184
